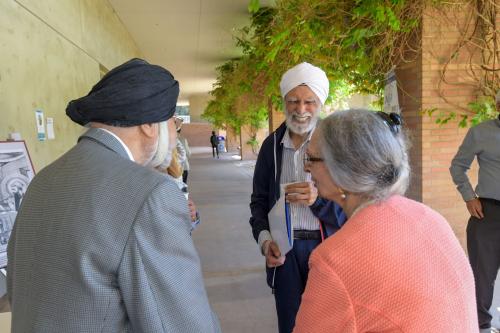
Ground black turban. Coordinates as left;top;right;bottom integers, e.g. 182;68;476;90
66;58;179;126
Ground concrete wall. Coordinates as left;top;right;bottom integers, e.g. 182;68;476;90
346;94;378;109
188;93;212;123
0;0;141;170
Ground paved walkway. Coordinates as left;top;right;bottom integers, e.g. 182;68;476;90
0;147;498;332
188;147;277;333
188;147;500;331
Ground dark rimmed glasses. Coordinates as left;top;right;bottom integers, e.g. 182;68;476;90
303;152;324;167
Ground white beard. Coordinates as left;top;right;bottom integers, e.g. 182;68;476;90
147;121;172;168
285;109;319;135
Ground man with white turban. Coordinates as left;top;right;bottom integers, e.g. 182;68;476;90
249;62;346;333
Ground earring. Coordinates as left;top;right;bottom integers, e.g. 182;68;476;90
338;187;347;200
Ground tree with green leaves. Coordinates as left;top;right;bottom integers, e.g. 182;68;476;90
204;0;499;131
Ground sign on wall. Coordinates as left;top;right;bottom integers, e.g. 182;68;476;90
35;109;46;141
384;69;400;114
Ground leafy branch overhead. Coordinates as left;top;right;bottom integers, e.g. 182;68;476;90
203;0;499;130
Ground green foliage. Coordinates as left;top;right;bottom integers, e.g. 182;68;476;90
423;97;498;128
246;135;260;154
248;0;260;14
204;0;497;130
203;0;428;130
246;136;259;148
466;97;498;127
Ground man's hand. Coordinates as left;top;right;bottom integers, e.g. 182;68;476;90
188;198;197;221
285;181;318;206
263;240;285;268
466;198;484;219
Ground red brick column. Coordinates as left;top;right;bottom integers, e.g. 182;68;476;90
240;125;268;160
225;126;240;152
397;5;486;248
181;123;213;147
269;107;286;133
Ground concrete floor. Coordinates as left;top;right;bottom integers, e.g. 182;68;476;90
188;146;500;331
0;147;498;332
188;147;278;333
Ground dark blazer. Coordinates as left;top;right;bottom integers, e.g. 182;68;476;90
7;128;221;332
249;122;346;242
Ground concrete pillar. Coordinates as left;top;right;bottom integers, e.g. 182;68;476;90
188;93;212;123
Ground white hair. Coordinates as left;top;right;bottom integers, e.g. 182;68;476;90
319;109;410;202
147;121;172;168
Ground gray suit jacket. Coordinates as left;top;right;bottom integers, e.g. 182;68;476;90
7;128;221;332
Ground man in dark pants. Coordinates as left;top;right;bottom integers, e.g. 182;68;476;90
249;63;345;333
210;131;219;158
450;91;500;333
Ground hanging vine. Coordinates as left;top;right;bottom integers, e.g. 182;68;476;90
204;0;499;131
426;0;499;126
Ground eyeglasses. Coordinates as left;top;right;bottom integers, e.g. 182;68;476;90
303;152;324;167
285;98;318;109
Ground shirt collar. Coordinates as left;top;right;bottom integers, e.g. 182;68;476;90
281;127;315;149
96;128;135;161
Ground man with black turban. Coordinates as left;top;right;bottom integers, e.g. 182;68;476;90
7;58;221;333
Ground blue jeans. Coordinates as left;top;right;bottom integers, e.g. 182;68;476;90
266;239;321;333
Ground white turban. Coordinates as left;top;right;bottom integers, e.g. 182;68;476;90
279;62;329;105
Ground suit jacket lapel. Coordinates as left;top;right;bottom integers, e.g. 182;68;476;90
78;128;131;160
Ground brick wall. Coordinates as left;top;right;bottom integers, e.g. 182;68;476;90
225;127;240;151
240;125;268;160
269;107;286;132
398;5;486;248
180;123;213;147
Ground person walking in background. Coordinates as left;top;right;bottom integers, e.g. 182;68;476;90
210;130;219;158
7;58;220;333
294;109;477;333
249;62;345;333
450;91;500;333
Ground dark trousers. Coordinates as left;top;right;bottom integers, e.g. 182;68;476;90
266;239;321;333
182;170;188;184
212;145;219;158
467;198;500;329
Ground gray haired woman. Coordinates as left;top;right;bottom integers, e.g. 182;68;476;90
293;109;477;332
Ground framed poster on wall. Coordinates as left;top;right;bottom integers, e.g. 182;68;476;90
0;141;35;267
